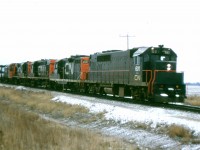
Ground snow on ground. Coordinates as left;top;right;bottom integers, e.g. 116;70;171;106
52;93;200;136
51;92;200;149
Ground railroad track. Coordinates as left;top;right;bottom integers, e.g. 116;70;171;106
121;98;200;113
79;91;200;113
89;94;200;113
128;100;200;113
1;83;200;113
163;103;200;113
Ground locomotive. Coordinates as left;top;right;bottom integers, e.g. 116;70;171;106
0;45;186;102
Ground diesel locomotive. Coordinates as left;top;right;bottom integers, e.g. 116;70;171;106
0;45;186;102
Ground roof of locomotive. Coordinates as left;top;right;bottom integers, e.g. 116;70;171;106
132;47;148;57
131;45;177;57
92;45;176;57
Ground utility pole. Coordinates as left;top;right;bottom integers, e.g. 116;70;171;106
120;34;135;50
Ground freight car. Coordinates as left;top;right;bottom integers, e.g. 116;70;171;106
0;45;186;102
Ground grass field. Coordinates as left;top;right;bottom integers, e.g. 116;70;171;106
185;96;200;106
0;87;136;150
0;86;199;149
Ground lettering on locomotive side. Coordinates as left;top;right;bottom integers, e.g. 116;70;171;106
134;75;141;81
135;66;140;72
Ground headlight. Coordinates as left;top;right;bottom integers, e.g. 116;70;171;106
160;93;168;97
167;64;171;70
168;88;174;91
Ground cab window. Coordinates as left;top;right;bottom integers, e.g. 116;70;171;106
82;60;88;64
65;65;69;72
134;56;140;65
160;56;169;61
55;64;58;69
160;56;166;61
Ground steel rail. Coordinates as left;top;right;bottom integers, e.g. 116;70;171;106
1;83;200;113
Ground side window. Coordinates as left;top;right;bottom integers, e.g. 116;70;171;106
82;60;88;64
38;66;41;72
31;65;34;72
65;65;69;72
160;56;166;61
160;56;169;61
171;56;177;61
144;54;149;62
134;56;140;65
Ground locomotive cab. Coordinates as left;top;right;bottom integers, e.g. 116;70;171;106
21;61;32;77
140;45;186;102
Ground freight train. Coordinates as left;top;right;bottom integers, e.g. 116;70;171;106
0;45;186;102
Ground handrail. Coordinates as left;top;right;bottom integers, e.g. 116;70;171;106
143;70;152;95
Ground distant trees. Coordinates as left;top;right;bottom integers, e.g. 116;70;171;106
186;82;200;86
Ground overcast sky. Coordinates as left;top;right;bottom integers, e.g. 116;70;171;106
0;0;200;82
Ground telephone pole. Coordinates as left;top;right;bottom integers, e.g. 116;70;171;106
120;34;135;50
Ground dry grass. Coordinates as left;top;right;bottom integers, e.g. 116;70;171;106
0;87;136;150
126;121;151;130
167;124;193;143
156;123;200;144
126;121;200;144
0;87;89;118
185;96;200;106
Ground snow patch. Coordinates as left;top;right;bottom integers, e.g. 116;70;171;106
15;86;27;91
52;94;200;136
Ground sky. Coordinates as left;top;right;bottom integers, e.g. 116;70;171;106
0;0;200;82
